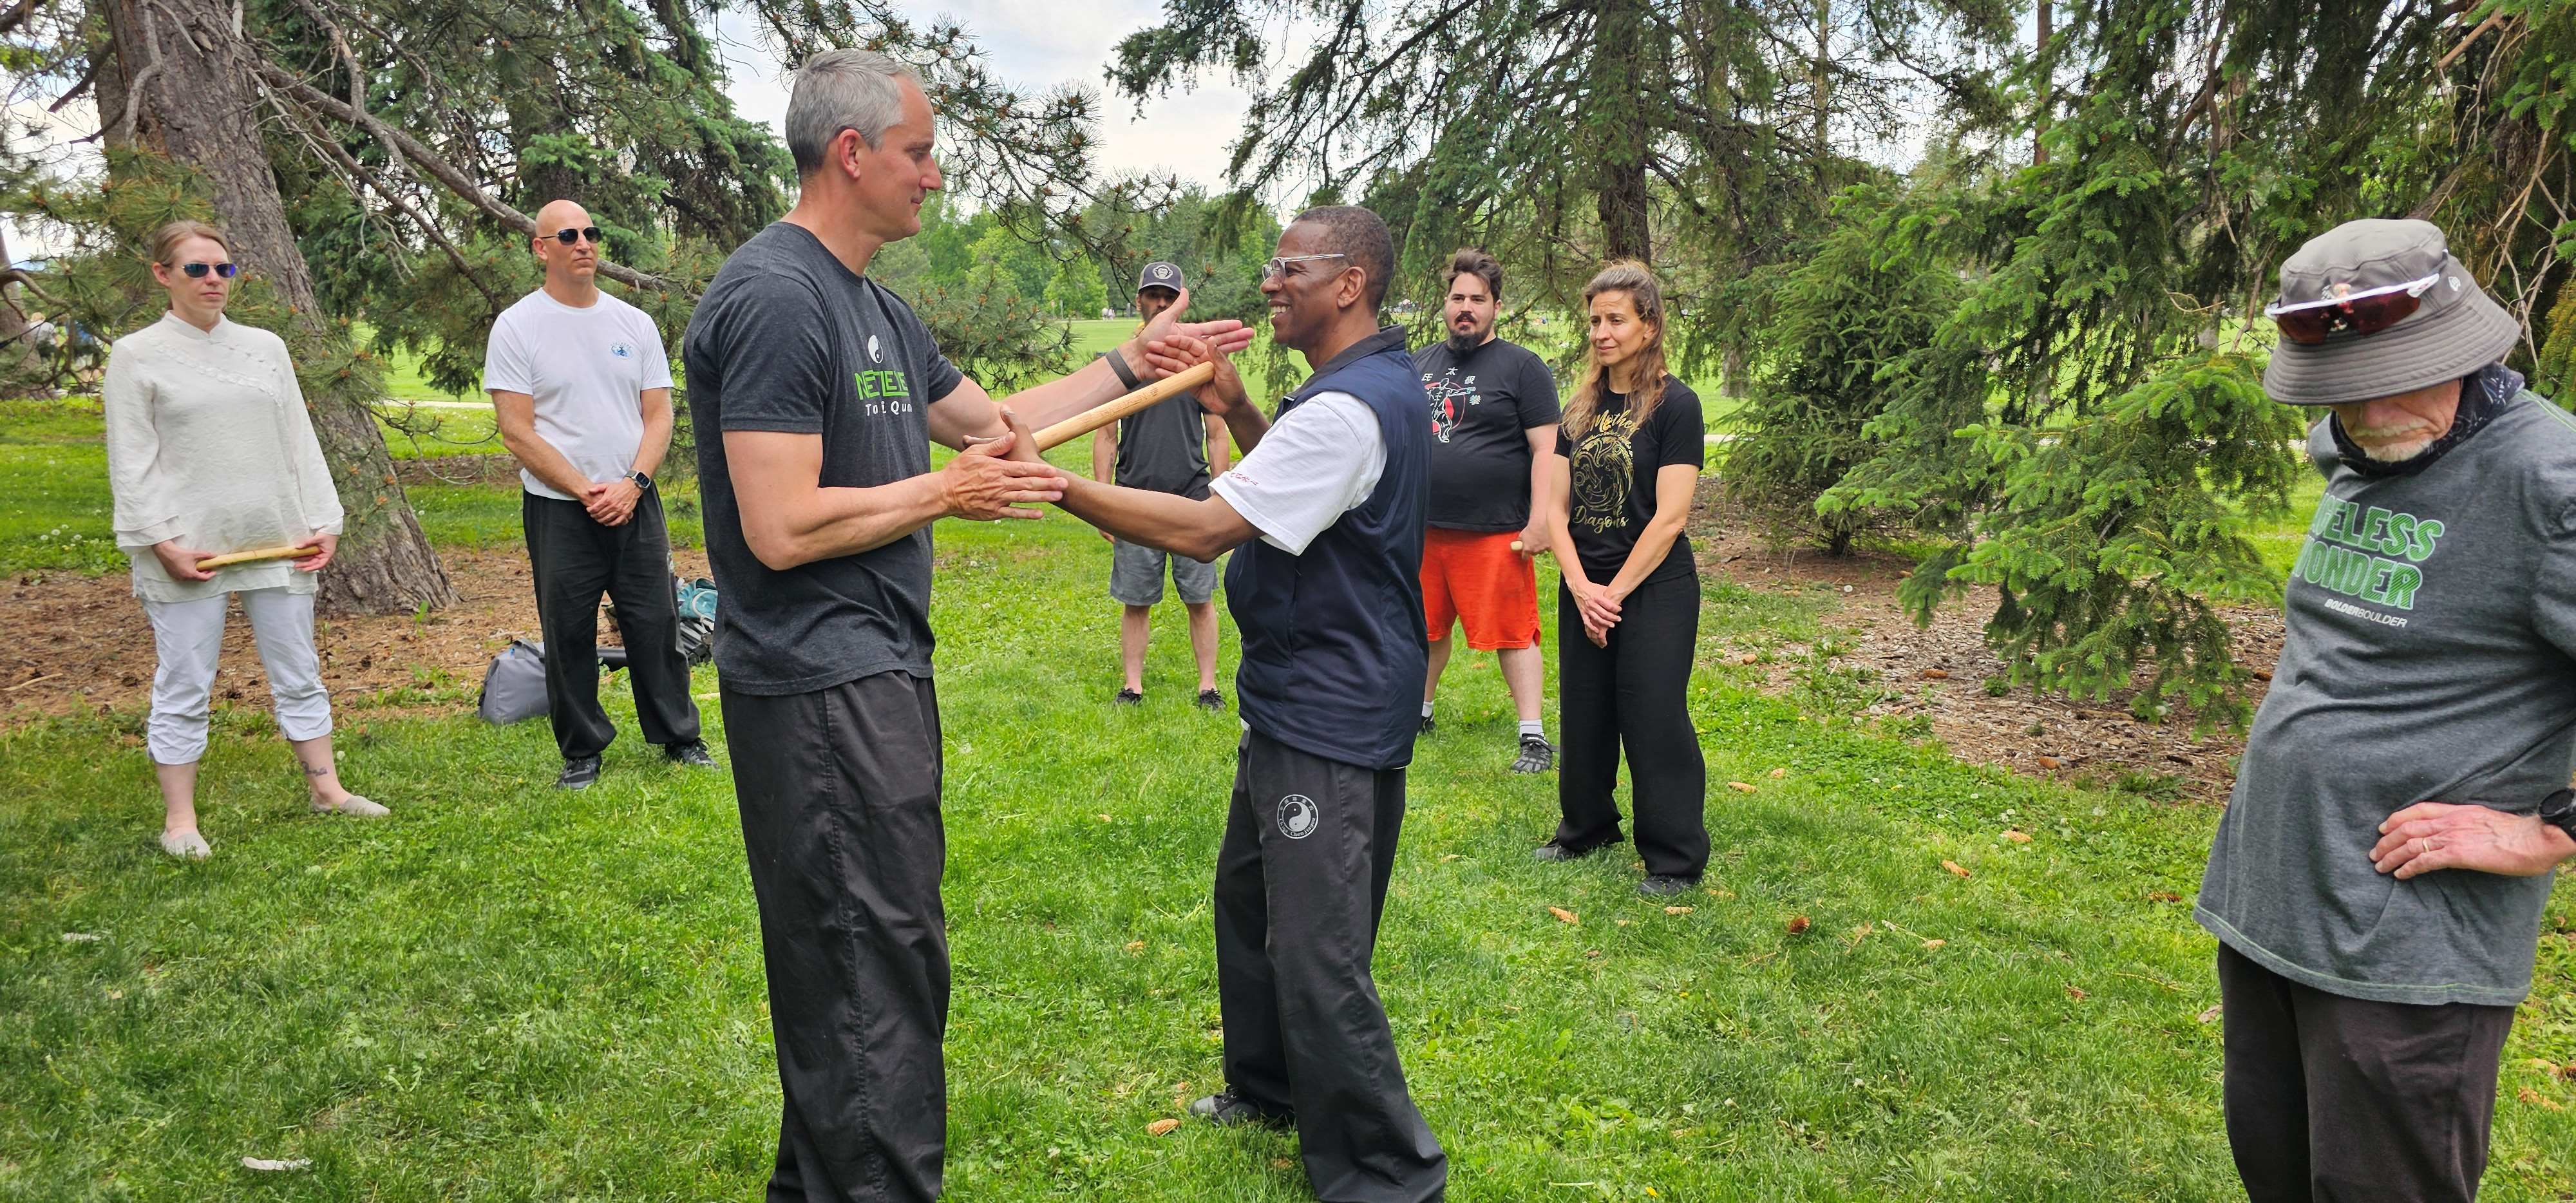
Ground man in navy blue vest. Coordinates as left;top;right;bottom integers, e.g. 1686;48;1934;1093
997;206;1444;1202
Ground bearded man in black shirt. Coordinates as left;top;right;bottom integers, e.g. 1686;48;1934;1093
1412;248;1563;771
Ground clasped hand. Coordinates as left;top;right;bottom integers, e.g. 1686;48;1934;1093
1125;287;1255;415
944;426;1066;520
1569;578;1624;647
583;478;641;526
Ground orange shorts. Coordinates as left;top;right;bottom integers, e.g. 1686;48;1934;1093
1421;527;1540;649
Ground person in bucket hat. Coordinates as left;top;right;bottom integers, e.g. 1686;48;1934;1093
2198;217;2576;1202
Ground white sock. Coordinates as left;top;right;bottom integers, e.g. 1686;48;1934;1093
1421;701;1435;718
1519;720;1546;741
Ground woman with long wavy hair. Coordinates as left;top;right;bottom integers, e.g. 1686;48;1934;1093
104;220;388;859
1535;261;1709;895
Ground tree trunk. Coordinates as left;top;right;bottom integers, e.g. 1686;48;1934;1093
2033;1;2051;166
1591;0;1653;263
1722;341;1748;399
102;0;457;613
1814;0;1832;182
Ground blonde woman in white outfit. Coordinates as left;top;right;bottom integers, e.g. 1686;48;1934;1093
103;220;388;860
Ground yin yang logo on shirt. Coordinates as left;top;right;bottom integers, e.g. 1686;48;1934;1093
868;334;885;365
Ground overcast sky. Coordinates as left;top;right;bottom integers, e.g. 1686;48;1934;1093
4;1;1256;262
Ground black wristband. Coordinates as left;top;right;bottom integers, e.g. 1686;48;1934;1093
2540;788;2576;844
1099;349;1142;391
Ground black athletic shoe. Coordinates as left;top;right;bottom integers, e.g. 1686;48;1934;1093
1532;839;1602;863
556;755;601;790
1195;688;1227;712
1510;735;1555;773
664;740;717;768
1113;688;1144;706
1188;1092;1294;1130
1637;875;1698;898
1419;712;1437;734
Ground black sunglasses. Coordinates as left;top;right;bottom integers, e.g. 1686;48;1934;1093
549;227;605;246
180;262;238;279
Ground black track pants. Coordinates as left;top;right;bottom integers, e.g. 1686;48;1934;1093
725;672;949;1203
1553;571;1709;880
1213;729;1448;1203
522;489;700;759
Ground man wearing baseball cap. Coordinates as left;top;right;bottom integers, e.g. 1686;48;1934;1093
1092;261;1231;708
2197;217;2576;1202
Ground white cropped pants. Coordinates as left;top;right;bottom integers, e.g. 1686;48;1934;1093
141;588;332;764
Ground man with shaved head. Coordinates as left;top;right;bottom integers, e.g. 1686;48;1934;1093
485;198;712;790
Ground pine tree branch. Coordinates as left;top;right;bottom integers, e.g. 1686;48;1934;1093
249;61;683;296
0;0;47;39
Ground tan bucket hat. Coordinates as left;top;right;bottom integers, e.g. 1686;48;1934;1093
2261;218;2523;404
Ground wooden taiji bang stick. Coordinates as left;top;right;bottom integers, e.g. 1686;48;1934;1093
196;544;321;572
1030;363;1218;451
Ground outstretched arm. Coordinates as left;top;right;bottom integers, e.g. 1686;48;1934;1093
996;410;1258;562
726;425;1068;570
925;288;1255;448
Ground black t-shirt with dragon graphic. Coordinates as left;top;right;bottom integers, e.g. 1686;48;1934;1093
1413;336;1562;531
1554;377;1703;586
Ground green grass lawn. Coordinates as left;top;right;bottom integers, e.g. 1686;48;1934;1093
5;451;2573;1200
5;385;2572;1199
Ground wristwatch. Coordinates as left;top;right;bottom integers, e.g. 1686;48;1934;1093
2540;788;2576;846
627;470;653;491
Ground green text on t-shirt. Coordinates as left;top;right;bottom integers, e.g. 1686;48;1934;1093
2290;495;2444;611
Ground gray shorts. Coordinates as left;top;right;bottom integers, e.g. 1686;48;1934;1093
1112;538;1218;606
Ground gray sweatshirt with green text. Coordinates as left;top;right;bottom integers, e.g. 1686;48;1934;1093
2197;383;2576;1006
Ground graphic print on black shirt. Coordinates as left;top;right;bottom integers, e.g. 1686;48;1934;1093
1569;407;1640;535
1555;378;1705;587
681;222;965;696
1413;337;1562;532
1425;370;1473;444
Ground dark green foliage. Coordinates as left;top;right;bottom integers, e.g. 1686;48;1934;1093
1810;0;2447;724
1725;186;1960;554
1932;352;2303;729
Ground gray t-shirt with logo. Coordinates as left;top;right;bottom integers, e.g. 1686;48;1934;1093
2197;383;2576;1006
681;223;965;696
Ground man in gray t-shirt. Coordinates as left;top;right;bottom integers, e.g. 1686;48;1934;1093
2199;218;2576;1203
680;52;1253;1203
1091;261;1230;709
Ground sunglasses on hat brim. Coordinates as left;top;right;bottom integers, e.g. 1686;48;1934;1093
2265;271;2442;345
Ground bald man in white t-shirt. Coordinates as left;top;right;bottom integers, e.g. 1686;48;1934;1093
486;199;711;790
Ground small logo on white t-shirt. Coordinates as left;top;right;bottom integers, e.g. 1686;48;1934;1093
868;335;884;364
610;341;633;359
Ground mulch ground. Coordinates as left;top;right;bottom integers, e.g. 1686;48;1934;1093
4;499;2277;801
1690;506;2277;802
3;545;711;731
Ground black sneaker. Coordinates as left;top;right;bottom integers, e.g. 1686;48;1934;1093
1510;735;1555;773
1113;688;1144;706
556;755;601;790
1637;875;1698;898
664;740;717;768
1195;688;1227;712
1533;839;1603;863
1188;1092;1294;1130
